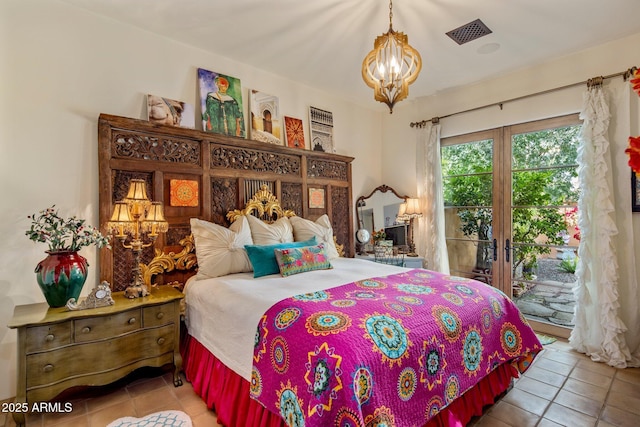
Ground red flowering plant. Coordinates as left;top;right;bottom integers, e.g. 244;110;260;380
626;68;640;174
563;206;581;241
626;135;640;174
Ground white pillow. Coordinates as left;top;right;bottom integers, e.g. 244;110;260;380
289;214;339;259
245;214;294;245
190;216;253;279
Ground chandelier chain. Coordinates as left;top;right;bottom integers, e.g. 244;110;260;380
389;0;393;28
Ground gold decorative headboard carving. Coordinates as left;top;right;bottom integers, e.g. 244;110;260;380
226;185;296;223
140;234;197;290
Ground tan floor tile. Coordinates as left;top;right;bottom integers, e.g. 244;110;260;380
541;349;582;367
514;376;560;400
524;365;568;387
546;339;572;352
554;389;603;418
614;367;640;384
544;402;597;427
137;402;185;419
88;400;135;427
126;376;170;397
561;377;609;402
42;408;87;427
45;413;90;427
486;401;539;427
596;422;619;427
537;419;563;427
610;377;640;399
178;393;210;418
85;387;130;413
502;388;550;416
606;390;640;415
600;405;640;427
132;388;179;416
473;414;512;426
190;409;219;427
534;358;575;376
570;367;614;389
575;359;617;377
25;412;42;427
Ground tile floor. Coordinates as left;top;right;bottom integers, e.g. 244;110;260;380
1;338;638;427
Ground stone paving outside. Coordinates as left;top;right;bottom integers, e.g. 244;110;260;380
513;258;577;327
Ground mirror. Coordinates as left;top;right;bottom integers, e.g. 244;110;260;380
355;184;409;255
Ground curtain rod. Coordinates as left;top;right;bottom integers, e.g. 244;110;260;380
409;66;637;128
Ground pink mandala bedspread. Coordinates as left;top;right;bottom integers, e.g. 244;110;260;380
250;269;542;427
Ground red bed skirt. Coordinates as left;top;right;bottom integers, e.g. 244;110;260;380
182;334;518;427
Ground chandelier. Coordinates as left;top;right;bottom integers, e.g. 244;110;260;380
362;0;422;113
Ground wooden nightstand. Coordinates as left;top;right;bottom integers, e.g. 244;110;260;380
7;286;183;426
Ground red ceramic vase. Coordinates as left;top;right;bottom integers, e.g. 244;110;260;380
35;251;88;308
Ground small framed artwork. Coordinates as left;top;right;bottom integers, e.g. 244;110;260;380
197;68;245;137
309;188;325;209
249;89;282;145
170;179;199;207
632;171;640;212
284;116;306;149
147;94;195;129
309;106;334;153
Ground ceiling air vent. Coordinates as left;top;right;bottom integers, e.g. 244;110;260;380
446;19;492;45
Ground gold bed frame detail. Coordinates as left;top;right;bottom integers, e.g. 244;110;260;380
141;235;197;289
226;185;296;223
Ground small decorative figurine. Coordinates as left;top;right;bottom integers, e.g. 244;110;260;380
66;281;115;310
124;284;150;299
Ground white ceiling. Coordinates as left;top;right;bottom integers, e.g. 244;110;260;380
61;0;640;110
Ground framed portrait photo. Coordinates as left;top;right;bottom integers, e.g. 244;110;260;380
197;68;245;137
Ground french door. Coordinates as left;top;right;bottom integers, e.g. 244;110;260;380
442;114;581;337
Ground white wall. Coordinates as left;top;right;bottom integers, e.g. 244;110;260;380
0;0;383;400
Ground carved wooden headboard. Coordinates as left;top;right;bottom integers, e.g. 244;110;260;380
98;114;354;291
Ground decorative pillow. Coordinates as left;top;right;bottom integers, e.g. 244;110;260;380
245;236;317;278
190;216;253;279
246;214;294;245
289;214;339;259
274;243;333;277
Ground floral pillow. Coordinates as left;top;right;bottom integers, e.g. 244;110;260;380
289;214;339;259
273;243;332;277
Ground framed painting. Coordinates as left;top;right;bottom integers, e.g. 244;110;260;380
284;116;306;149
170;179;199;207
146;94;195;129
632;171;640;212
197;68;245;137
309;106;334;153
309;187;325;209
249;90;282;145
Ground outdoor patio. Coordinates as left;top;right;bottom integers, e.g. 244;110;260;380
514;258;577;327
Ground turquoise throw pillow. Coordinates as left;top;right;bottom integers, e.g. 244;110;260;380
245;236;317;278
274;243;333;277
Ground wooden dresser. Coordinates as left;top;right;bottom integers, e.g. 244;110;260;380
7;286;183;426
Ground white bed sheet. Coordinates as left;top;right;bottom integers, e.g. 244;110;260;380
184;257;409;381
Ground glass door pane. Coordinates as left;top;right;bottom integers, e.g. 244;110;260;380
442;134;497;286
506;116;581;331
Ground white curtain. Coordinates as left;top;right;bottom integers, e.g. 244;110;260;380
415;122;450;274
570;82;640;368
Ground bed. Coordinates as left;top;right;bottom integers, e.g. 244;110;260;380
97;114;541;427
179;195;541;427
